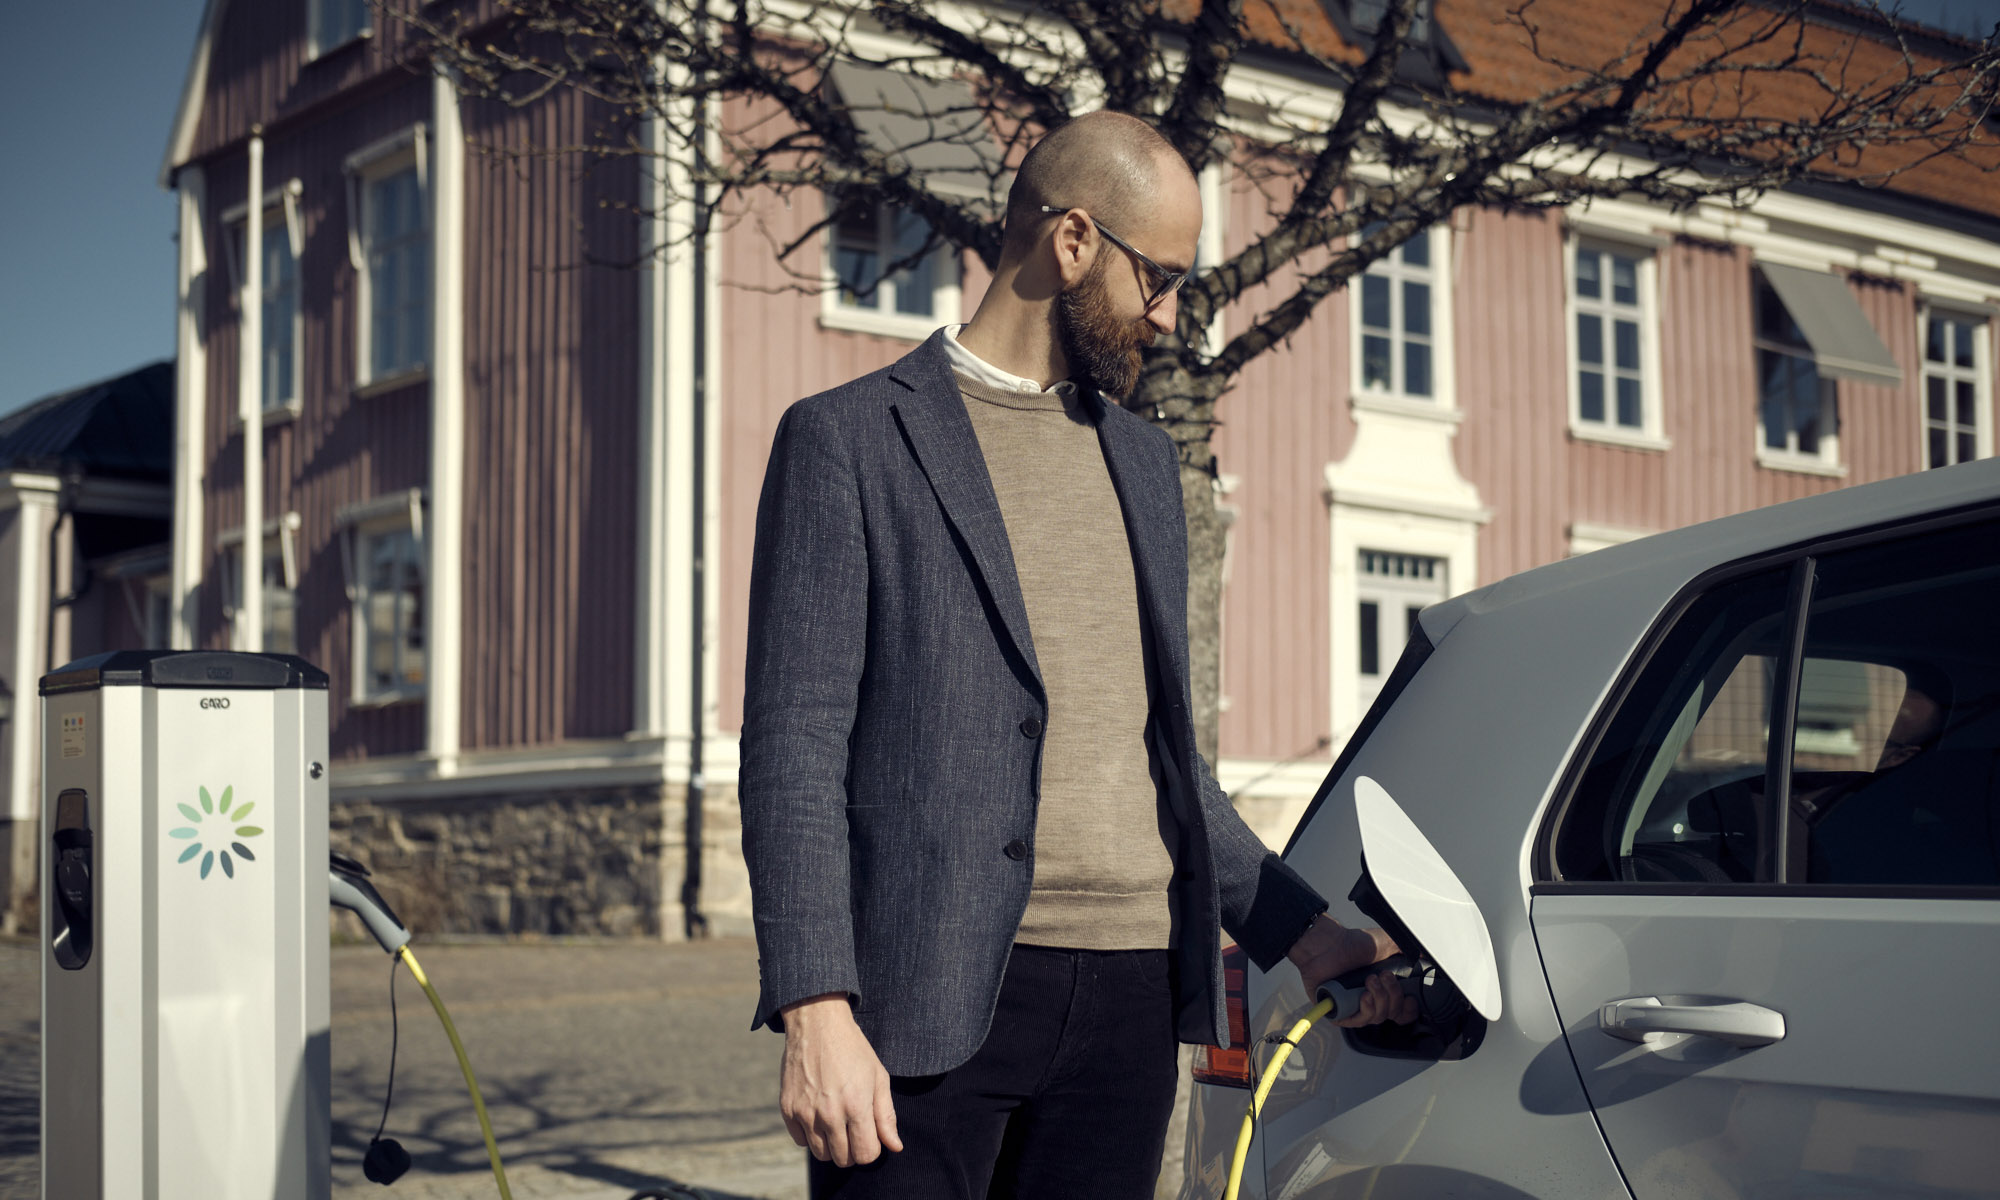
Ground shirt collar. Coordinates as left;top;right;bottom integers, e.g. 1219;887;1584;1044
943;324;1077;399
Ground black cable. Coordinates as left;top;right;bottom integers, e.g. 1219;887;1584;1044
376;954;400;1145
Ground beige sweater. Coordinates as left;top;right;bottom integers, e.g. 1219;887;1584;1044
955;372;1176;950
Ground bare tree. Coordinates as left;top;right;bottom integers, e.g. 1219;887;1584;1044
403;0;2000;762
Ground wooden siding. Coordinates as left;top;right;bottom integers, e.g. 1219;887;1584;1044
189;0;434;163
458;91;640;750
198;78;433;761
712;161;988;734
1212;163;1345;763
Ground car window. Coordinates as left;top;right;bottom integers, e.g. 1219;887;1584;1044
1791;520;2000;887
1549;568;1793;883
1547;515;2000;891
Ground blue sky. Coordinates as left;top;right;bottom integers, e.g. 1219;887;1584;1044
1;0;1996;417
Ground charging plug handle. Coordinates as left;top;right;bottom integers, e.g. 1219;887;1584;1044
1316;953;1419;1021
329;859;411;955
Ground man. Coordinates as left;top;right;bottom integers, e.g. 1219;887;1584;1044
740;111;1408;1198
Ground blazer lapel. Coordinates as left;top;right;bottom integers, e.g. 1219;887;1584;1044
1097;403;1191;692
890;334;1043;694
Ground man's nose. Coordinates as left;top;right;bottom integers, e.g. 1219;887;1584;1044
1145;289;1179;335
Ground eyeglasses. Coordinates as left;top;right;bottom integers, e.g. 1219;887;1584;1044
1039;205;1190;308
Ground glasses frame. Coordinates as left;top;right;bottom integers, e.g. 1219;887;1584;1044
1039;205;1190;308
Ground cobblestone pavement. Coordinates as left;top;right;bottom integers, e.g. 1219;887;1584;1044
0;934;804;1200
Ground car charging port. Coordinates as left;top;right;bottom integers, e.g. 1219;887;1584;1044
1342;855;1487;1060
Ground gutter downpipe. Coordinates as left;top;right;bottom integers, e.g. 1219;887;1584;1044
241;129;266;653
683;0;711;941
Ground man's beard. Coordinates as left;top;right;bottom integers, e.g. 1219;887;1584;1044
1055;255;1156;398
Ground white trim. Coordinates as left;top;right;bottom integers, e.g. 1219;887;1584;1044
336;488;425;530
1349;391;1463;425
634;94;671;739
347;129;431;387
241;133;265;653
1754;448;1849;477
330;733;742;801
8;485;57;822
159;0;225;187
1349;224;1455;411
1567;521;1655;556
1196;160;1227;357
1565;233;1666;444
1917;303;1993;467
172;168;207;650
214;510;302;550
427;72;466;775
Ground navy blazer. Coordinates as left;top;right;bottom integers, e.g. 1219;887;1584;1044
739;331;1326;1076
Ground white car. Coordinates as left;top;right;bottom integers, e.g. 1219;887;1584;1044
1182;457;2000;1199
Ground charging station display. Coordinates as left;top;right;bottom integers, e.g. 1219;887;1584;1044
40;650;331;1200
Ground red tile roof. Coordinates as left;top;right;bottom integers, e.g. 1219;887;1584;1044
1182;0;2000;223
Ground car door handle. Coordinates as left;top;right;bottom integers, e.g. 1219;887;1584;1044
1598;996;1787;1048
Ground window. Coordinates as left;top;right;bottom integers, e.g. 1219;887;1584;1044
356;153;428;385
1547;516;2000;890
1357;550;1446;713
311;0;370;56
142;575;172;650
1350;0;1432;41
1754;273;1840;466
1922;309;1989;469
1357;227;1439;402
224;191;303;415
339;504;425;704
1570;241;1657;440
822;193;957;337
219;515;300;655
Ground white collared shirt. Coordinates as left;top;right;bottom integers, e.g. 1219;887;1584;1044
943;324;1077;399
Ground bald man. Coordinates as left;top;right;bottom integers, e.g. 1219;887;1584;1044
739;111;1407;1198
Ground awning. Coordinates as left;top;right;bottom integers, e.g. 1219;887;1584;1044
826;61;1006;204
1759;263;1903;387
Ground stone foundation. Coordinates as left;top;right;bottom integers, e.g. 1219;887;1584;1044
328;780;754;942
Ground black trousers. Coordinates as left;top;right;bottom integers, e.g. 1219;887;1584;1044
808;944;1180;1200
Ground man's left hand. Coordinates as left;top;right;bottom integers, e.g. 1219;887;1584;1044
1286;914;1416;1027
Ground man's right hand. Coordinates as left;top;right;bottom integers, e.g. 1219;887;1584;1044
778;993;904;1167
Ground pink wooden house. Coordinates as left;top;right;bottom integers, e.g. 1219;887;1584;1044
142;0;1999;938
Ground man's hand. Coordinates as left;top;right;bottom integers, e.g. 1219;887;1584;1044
778;993;904;1167
1286;914;1417;1028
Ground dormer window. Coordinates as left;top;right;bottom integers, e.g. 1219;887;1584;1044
1350;0;1432;43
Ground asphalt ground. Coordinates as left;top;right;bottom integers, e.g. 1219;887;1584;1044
0;934;803;1200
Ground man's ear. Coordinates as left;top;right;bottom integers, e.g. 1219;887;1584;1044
1049;210;1094;287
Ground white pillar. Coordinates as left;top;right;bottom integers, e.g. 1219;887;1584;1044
633;96;671;738
7;478;60;824
240;132;265;652
425;72;466;774
171;168;208;651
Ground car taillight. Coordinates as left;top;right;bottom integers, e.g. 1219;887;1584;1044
1191;941;1252;1088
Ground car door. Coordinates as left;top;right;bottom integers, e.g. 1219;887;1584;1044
1531;513;2000;1198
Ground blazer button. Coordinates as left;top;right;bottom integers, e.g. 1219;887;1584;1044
1019;717;1043;738
1004;839;1029;861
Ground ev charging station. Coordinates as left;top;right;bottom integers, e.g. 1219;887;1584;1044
41;650;332;1200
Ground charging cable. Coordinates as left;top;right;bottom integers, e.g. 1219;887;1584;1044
1223;991;1337;1200
331;855;513;1198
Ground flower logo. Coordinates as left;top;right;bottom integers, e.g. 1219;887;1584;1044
168;786;264;880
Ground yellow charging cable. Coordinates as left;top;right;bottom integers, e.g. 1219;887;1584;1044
396;945;514;1200
1223;995;1336;1200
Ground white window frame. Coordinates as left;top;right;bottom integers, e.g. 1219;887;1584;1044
336;489;427;707
218;513;302;654
308;0;372;60
1919;303;1993;469
345;127;430;391
1566;234;1668;450
818;192;960;340
223;185;306;422
1354;549;1447;715
1753;272;1843;474
1350;224;1456;415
